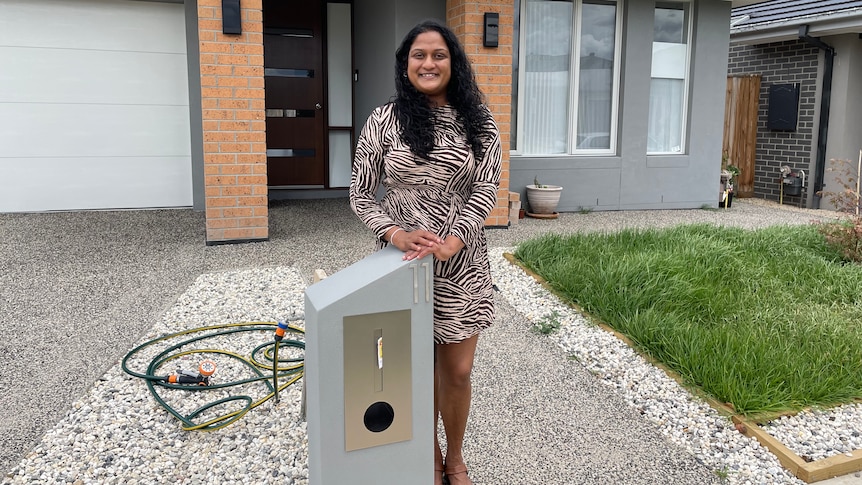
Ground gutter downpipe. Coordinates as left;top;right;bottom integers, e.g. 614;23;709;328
799;24;835;209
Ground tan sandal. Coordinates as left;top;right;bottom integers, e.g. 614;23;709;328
444;463;471;485
435;460;445;485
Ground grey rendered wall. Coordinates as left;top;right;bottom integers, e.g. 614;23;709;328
184;0;205;211
511;0;731;212
822;33;862;211
353;0;446;131
651;0;729;208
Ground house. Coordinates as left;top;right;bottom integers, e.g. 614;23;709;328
727;0;862;209
2;0;751;244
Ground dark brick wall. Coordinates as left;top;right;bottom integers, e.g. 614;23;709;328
727;39;819;205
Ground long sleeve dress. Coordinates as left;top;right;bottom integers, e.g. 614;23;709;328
349;102;502;344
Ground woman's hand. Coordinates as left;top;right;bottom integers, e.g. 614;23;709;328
390;228;444;261
432;235;464;261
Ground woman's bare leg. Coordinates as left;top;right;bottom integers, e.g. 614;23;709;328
434;347;444;485
436;335;478;485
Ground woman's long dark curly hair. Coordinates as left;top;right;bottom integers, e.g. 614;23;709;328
394;20;491;161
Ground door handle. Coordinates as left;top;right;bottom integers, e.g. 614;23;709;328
315;103;322;110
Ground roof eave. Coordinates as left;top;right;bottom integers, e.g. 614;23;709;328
729;0;770;7
730;10;862;45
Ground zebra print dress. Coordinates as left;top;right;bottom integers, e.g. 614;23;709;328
349;102;502;344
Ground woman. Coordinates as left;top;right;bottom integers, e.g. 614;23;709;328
349;20;501;485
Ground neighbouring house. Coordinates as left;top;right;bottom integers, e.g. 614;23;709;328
727;0;862;209
1;0;754;244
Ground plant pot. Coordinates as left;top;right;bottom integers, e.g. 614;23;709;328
526;184;562;214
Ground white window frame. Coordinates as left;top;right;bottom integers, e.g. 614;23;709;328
513;0;623;157
647;1;693;156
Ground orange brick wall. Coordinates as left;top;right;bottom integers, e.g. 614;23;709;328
447;0;514;227
197;0;268;243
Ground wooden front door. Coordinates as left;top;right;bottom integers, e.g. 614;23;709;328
263;0;326;187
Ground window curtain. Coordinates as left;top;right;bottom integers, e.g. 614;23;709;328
521;0;573;155
647;78;684;152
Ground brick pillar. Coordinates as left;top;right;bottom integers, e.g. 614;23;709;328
197;0;268;244
447;0;514;227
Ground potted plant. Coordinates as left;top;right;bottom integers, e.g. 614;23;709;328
720;164;739;209
526;176;562;217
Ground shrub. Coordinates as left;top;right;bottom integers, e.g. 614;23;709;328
816;218;862;262
815;157;862;262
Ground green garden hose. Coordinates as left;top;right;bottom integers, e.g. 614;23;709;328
121;321;304;431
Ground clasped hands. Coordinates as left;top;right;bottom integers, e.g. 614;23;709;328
387;228;464;262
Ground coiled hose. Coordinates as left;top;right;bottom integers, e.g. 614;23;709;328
121;321;304;431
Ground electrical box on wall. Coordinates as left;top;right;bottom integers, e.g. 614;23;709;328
305;245;434;484
767;83;799;131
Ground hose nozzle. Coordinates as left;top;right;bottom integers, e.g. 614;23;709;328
165;359;216;386
275;321;289;342
166;369;210;386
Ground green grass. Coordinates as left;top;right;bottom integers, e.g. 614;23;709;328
513;223;862;416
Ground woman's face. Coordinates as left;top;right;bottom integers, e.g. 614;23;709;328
406;31;451;107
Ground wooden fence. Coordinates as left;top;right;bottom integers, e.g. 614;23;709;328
723;75;761;198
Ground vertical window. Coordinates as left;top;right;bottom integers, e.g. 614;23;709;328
576;2;617;151
517;0;620;155
648;3;690;154
520;0;573;154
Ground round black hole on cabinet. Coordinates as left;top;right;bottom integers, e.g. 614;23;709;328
363;401;395;433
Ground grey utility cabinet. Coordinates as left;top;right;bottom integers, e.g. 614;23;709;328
305;245;434;484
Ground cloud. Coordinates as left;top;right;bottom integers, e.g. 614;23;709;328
580;4;616;59
654;8;685;43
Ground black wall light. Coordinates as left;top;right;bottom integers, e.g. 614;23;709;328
223;0;242;35
483;12;499;48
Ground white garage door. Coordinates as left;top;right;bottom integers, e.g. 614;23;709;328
0;0;192;212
